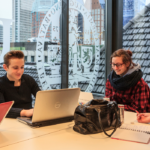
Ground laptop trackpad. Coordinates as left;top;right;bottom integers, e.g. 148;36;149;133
17;117;32;124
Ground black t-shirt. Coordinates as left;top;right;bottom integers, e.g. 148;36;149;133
0;74;41;118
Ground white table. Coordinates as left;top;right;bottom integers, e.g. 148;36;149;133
0;118;73;148
0;112;150;150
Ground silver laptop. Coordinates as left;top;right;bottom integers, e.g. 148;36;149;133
17;88;80;127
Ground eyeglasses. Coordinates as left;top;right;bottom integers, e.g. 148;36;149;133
110;63;124;68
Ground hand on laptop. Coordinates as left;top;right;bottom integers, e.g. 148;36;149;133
20;109;34;117
137;113;150;123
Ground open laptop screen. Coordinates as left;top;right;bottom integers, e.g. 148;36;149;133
0;101;14;124
17;88;80;127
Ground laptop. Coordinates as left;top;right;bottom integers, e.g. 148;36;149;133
0;101;14;124
17;88;80;127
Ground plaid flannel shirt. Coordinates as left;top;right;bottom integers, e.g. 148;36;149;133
105;78;150;113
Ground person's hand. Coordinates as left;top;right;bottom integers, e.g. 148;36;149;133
137;113;150;123
20;109;34;117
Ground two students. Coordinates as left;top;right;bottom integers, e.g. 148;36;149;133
0;50;40;118
1;49;150;120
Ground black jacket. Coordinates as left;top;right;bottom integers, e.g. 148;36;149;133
0;74;40;118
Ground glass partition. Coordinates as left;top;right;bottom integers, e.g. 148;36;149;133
0;0;106;96
68;0;106;95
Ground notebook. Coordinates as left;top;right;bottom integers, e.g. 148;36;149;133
17;88;80;127
111;123;150;144
0;101;14;124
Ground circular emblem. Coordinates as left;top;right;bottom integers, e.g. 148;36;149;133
36;0;100;92
55;102;61;109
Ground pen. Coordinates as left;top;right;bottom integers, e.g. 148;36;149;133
135;110;139;114
135;110;144;118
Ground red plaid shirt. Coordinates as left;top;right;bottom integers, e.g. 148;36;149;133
105;78;150;113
